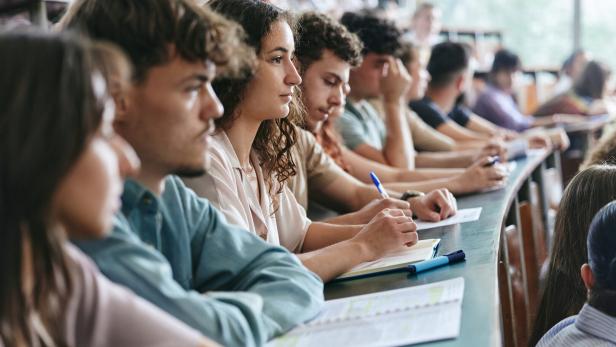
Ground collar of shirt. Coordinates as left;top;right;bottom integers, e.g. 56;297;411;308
575;304;616;344
122;178;161;215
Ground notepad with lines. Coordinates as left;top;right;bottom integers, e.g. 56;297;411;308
266;277;465;347
337;238;440;280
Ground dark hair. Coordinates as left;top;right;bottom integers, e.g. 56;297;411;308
586;201;616;316
561;49;586;75
426;41;469;89
295;12;363;72
490;48;521;74
58;0;249;82
340;11;402;56
573;60;611;100
209;0;298;197
530;165;616;345
0;31;108;346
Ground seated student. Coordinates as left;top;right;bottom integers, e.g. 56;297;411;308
551;49;589;97
185;0;419;283
386;41;509;168
410;42;517;144
535;60;611;117
296;13;507;195
403;2;442;67
0;31;214;347
473;49;582;131
529;165;616;345
59;1;324;346
336;11;415;170
537;200;616;346
286;11;456;225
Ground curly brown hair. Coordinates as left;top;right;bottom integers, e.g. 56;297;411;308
209;0;299;198
59;0;252;83
295;12;363;72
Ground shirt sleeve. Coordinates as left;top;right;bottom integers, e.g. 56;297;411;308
449;105;472;127
335;109;369;150
275;185;312;253
74;193;324;347
409;100;448;129
473;92;532;132
64;245;205;347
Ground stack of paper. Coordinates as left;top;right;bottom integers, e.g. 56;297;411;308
267;277;465;347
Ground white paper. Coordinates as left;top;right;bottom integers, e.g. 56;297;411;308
415;207;482;231
266;278;465;347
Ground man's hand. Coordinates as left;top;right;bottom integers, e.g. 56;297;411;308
408;189;457;222
380;57;411;104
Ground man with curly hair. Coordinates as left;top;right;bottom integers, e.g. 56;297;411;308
59;0;324;346
290;11;457;226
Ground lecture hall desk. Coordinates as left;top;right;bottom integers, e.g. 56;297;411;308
324;149;556;347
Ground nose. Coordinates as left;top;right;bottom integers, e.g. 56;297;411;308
285;59;302;86
200;83;224;122
110;135;140;178
328;84;345;107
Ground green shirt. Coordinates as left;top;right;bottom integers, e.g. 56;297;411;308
336;100;387;150
74;176;324;347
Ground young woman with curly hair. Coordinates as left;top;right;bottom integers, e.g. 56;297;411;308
184;0;419;283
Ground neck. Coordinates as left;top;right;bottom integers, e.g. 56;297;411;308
224;110;262;166
133;163;167;196
426;87;457;113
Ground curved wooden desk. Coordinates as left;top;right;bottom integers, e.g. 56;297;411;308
324;149;557;347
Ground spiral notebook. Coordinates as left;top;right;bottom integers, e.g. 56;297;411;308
266;277;465;347
337;238;440;280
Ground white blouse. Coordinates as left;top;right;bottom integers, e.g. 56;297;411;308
183;131;311;253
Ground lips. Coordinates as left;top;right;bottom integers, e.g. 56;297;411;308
315;108;330;121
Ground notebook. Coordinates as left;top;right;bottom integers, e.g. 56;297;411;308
415;207;482;231
266;277;465;347
337;238;440;280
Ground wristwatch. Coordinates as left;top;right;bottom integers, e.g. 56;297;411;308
400;190;425;201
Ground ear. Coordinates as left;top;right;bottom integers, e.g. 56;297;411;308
454;74;465;92
581;263;595;291
111;85;131;124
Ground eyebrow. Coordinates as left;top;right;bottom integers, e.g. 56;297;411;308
179;73;212;85
266;47;290;54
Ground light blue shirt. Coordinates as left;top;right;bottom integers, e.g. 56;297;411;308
74;176;324;347
337;100;387;150
537;304;616;346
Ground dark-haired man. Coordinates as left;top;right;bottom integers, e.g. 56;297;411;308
410;42;515;143
337;11;415;169
60;1;323;346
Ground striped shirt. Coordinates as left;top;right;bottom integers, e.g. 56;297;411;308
537;304;616;346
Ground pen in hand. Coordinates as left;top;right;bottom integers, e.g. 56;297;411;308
369;171;389;199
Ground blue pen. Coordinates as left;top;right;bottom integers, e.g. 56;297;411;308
407;250;466;274
369;171;389;198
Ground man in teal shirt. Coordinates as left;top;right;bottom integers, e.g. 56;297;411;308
60;1;323;346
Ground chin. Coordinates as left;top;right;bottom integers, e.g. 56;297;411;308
174;164;207;178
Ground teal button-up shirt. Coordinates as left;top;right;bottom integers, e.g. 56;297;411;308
74;176;324;347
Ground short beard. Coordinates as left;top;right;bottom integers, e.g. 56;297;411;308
174;167;206;178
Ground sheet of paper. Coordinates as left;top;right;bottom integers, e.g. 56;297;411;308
415;207;482;231
338;239;439;279
266;277;465;347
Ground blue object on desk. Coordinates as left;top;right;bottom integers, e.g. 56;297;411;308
407;250;466;274
369;171;389;198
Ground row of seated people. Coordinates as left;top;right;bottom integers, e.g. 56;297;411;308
1;0;614;346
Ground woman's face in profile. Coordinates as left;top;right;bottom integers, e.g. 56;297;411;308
53;74;139;239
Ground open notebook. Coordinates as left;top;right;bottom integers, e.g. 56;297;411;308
337;238;440;280
267;277;465;347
